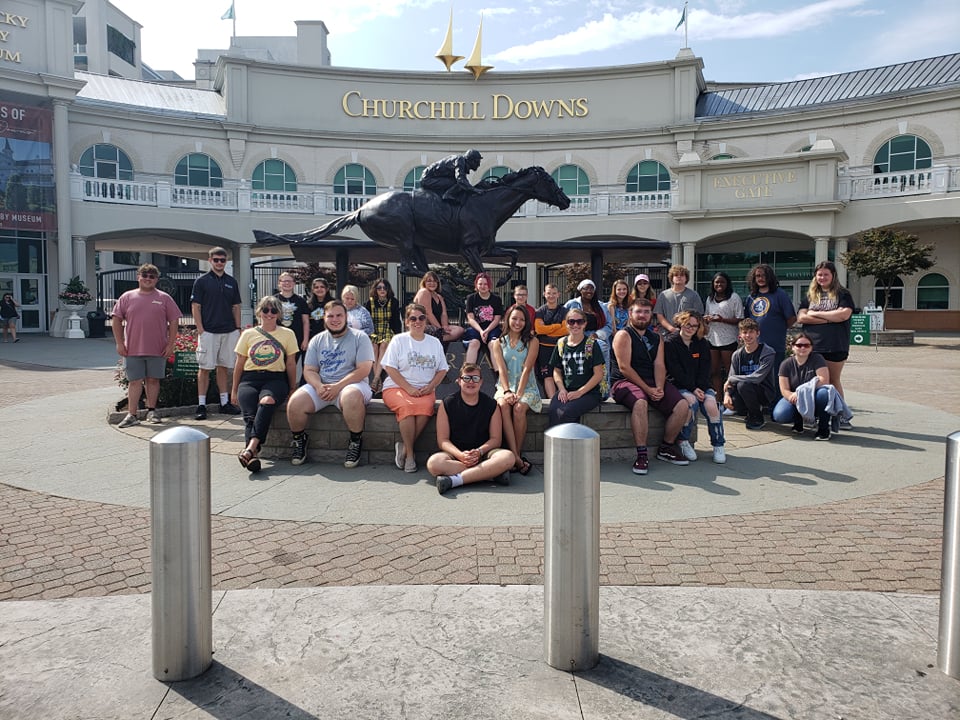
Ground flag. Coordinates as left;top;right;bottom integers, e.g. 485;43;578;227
675;4;687;30
221;2;235;21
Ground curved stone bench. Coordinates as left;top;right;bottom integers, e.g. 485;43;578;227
259;397;682;466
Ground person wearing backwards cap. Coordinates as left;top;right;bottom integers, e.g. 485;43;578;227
565;278;613;399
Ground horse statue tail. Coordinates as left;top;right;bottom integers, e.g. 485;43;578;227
253;210;361;246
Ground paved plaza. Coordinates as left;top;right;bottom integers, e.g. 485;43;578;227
0;334;958;718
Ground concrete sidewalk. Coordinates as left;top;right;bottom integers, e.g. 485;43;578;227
1;586;956;719
0;334;958;718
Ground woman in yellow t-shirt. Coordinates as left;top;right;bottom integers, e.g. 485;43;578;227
231;296;298;472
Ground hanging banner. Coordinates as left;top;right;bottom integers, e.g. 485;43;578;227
0;100;55;231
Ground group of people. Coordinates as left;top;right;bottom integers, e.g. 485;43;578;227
109;251;856;489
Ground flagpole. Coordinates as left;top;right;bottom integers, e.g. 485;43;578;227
232;2;236;41
684;3;689;48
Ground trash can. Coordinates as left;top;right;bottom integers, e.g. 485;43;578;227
87;309;107;338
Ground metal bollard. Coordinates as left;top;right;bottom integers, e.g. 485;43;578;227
544;423;600;671
939;431;960;680
150;426;212;681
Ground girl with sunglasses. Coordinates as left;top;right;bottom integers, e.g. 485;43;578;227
546;307;605;427
381;303;450;473
232;296;298;472
771;333;848;440
365;279;401;393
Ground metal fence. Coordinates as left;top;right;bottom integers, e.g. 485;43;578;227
97;268;202;322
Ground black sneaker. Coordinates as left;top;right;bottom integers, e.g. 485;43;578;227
437;476;453;494
791;419;805;435
344;437;362;468
219;402;242;415
815;428;831;441
290;432;309;466
194;405;207;420
656;443;690;466
745;416;766;430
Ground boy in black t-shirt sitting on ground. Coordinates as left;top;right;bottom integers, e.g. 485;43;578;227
426;363;516;495
723;319;778;430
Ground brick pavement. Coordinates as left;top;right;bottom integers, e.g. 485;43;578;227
0;339;956;601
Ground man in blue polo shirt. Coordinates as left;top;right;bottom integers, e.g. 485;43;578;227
190;246;242;420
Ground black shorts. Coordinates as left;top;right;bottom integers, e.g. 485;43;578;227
709;341;739;352
821;351;849;362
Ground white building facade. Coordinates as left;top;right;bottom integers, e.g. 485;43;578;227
0;0;958;333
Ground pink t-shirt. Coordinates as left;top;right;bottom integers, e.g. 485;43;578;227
112;289;181;357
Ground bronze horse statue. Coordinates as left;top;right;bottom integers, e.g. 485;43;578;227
253;166;570;286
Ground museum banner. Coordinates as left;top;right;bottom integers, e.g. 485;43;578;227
0;100;55;231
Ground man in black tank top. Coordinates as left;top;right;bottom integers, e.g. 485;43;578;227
426;363;516;494
610;299;690;474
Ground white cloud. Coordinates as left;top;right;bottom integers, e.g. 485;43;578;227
491;0;871;64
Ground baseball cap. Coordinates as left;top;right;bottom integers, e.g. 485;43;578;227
634;274;650;284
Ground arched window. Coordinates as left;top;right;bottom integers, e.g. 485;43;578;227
334;163;376;196
174;153;223;187
626;160;671;192
551;164;590;196
78;144;133;180
873;135;933;174
252;159;297;192
873;276;904;309
917;273;949;310
710;153;734;161
482;165;511;180
403;166;425;191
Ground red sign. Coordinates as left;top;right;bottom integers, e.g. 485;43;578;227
0;100;55;231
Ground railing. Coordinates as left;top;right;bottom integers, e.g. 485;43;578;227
250;191;315;213
82;178;158;205
74;166;958;217
327;193;375;214
848;169;933;198
171;186;238;209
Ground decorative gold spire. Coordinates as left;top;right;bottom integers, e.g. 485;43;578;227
464;16;493;80
435;8;464;71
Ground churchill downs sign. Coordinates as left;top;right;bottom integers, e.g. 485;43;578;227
342;91;589;121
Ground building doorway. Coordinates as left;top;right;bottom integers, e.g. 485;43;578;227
0;274;46;333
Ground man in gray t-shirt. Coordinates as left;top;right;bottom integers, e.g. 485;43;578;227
656;264;705;334
285;301;374;468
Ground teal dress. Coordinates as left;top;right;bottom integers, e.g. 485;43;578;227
493;336;542;413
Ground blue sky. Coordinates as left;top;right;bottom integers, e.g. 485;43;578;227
110;0;958;83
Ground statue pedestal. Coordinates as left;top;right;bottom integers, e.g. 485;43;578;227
63;305;86;339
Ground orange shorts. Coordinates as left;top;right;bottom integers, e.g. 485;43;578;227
381;387;437;420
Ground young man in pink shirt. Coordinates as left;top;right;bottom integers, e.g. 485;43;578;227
112;263;181;427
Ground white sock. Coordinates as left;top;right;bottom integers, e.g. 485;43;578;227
198;396;206;406
220;392;229;405
450;474;464;487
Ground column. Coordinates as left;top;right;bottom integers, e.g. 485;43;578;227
834;237;848;286
670;242;682;267
234;243;253;327
72;236;88;286
53;100;73;288
682;242;696;276
814;237;829;265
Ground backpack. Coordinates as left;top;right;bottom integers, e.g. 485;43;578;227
557;334;609;400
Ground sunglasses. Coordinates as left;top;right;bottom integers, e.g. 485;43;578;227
794;342;812;348
210;257;227;263
407;314;427;322
460;375;482;383
566;318;586;326
140;272;158;279
261;307;280;315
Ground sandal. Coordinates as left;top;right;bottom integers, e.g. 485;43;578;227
247;456;262;473
238;449;254;468
518;457;533;476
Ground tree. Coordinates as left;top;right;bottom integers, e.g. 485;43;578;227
841;228;934;311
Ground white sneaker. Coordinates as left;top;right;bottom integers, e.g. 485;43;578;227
722;407;735;416
145;410;162;424
394;441;405;470
712;446;726;464
678;440;697;462
118;413;139;428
